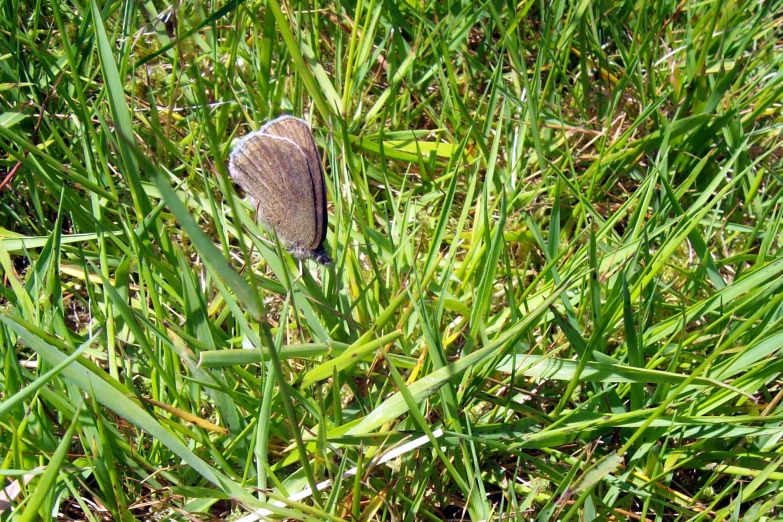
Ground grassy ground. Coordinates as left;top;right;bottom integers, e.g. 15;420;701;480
2;0;783;520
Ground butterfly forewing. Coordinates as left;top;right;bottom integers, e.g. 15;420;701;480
229;132;319;251
261;116;327;249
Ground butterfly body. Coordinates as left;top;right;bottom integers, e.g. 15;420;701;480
229;116;331;264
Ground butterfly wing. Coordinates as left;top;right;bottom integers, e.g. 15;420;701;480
228;131;319;253
261;116;327;249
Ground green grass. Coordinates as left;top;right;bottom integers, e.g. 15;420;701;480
2;0;783;520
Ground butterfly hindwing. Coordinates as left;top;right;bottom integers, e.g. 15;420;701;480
261;116;327;249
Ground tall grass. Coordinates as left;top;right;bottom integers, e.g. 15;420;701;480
1;0;783;520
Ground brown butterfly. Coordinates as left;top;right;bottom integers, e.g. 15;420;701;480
229;115;331;264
